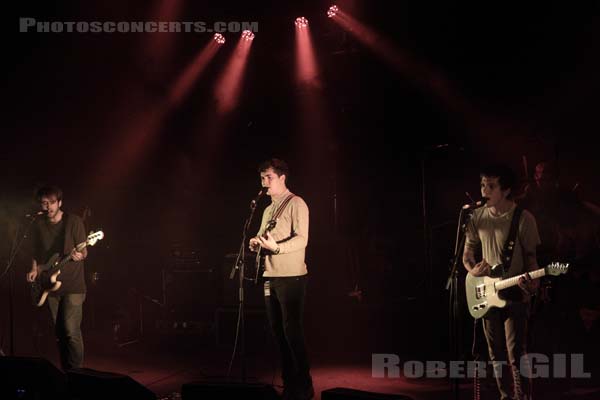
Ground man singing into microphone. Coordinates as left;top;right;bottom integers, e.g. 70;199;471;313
249;159;314;400
26;185;88;371
463;164;541;400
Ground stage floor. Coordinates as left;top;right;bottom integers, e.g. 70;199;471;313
17;326;600;400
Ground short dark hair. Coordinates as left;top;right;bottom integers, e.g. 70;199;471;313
480;164;517;198
258;158;290;180
35;185;63;202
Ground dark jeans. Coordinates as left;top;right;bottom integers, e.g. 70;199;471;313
483;302;531;400
264;275;312;390
47;293;85;370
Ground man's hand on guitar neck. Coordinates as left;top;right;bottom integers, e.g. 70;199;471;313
70;247;87;262
518;272;539;296
257;232;279;254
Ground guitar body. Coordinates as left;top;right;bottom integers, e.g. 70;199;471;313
465;274;507;319
30;253;63;307
254;248;273;281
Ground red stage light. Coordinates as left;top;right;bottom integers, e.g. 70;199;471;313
327;5;339;18
295;17;308;28
241;30;255;41
213;33;225;44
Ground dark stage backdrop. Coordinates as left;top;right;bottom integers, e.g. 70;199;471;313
2;1;599;360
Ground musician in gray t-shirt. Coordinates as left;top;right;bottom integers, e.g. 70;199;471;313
463;164;540;400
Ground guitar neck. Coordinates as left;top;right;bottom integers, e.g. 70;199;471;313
54;255;74;271
495;268;546;290
54;243;88;271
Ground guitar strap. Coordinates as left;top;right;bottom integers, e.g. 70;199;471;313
62;212;69;256
271;193;295;222
499;205;523;277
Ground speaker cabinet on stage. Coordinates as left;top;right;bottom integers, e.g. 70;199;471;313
67;368;156;400
321;387;414;400
162;264;220;317
181;381;278;400
0;357;67;399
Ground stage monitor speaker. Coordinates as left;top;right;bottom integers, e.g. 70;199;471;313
182;381;278;400
0;356;67;400
67;368;156;400
321;387;415;400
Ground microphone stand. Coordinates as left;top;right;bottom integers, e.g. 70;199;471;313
1;214;41;356
445;208;471;400
227;195;260;382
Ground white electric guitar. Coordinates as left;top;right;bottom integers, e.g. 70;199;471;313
465;262;569;319
30;231;104;307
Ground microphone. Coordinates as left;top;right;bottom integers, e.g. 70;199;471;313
25;210;48;218
250;187;268;206
462;198;487;210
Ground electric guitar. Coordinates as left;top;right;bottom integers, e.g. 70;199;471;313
465;261;569;319
30;230;104;307
252;219;277;283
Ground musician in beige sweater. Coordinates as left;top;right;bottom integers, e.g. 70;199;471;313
249;158;313;400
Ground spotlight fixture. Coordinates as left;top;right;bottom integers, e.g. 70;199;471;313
295;17;308;28
327;5;339;18
241;30;255;41
214;33;225;44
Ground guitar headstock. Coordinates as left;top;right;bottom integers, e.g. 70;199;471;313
86;230;105;247
545;262;569;276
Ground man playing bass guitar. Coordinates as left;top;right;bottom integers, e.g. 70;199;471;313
26;185;88;371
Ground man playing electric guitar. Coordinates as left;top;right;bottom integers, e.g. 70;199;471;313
26;185;88;371
463;165;540;400
249;159;314;400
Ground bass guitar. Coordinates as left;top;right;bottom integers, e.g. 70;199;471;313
30;230;104;307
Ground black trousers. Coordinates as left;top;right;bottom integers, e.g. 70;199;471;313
264;275;312;390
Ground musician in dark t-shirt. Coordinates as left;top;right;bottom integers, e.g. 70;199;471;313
26;185;87;370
